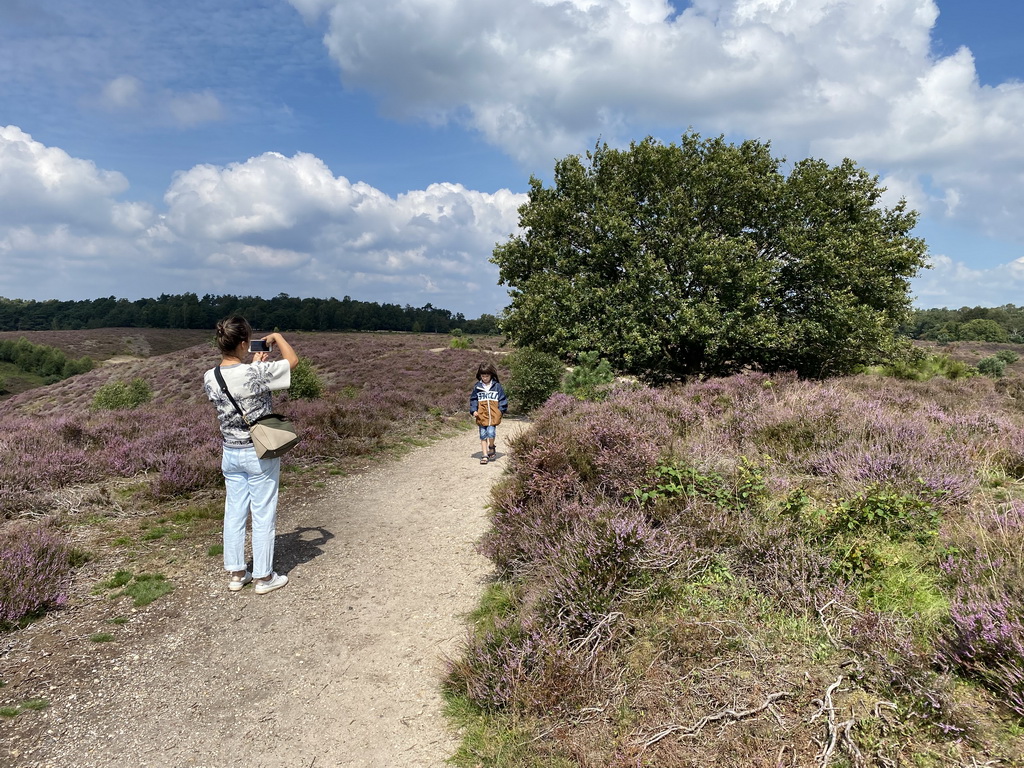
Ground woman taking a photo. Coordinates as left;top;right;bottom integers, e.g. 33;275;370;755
203;316;298;595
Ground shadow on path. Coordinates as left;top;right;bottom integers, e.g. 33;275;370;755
275;525;334;573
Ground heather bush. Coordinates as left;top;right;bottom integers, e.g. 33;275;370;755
91;377;153;411
455;370;1024;763
996;350;1020;365
287;358;325;400
0;333;490;517
505;347;564;412
0;522;71;627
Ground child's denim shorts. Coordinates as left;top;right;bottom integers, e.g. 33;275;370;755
478;425;497;439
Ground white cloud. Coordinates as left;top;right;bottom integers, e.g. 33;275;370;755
167;90;226;127
0;130;523;314
100;75;143;110
163;151;525;293
294;0;1024;248
0;125;137;229
912;252;1024;308
97;76;226;127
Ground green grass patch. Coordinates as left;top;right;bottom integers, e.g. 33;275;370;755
442;691;570;768
207;543;223;557
90;632;115;643
109;616;128;625
141;526;170;541
119;573;173;607
0;698;50;717
97;569;133;591
467;582;518;637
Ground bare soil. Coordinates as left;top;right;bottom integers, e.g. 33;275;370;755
1;421;527;768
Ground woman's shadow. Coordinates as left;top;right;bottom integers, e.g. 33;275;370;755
273;525;334;573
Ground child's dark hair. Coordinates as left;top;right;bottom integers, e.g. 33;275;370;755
215;316;252;356
476;362;499;382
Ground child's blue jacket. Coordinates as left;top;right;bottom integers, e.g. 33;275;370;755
470;380;508;426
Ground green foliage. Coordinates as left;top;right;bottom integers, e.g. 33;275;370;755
287;358;324;400
561;351;615;401
995;350;1020;364
450;335;472;349
91;378;152;411
878;352;976;381
630;459;767;512
0;293;495;335
0;337;92;382
904;304;1024;342
977;356;1007;378
958;318;1009;343
493;132;927;382
505;347;564;412
824;486;941;540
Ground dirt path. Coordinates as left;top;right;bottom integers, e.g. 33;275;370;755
9;421;527;768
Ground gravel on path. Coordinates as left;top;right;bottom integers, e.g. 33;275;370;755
8;420;527;768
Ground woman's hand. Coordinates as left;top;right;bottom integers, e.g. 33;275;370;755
262;333;299;370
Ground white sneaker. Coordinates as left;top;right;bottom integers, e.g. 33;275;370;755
228;571;252;592
254;573;288;594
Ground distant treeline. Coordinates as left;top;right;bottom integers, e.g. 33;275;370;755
0;294;501;335
902;305;1024;343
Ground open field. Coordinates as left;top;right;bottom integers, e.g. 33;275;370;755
0;327;215;362
4;330;1024;765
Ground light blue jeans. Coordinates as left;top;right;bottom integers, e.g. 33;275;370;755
221;445;280;580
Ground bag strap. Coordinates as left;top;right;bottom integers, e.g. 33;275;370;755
214;366;253;427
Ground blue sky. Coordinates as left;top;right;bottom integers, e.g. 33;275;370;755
1;0;1023;318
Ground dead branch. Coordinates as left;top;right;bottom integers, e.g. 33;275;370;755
637;690;792;749
810;676;863;768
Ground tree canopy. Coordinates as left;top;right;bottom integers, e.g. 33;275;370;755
0;294;500;335
493;133;928;381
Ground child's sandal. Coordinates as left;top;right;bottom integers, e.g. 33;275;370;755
480;456;488;464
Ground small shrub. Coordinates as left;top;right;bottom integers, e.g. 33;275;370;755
562;351;615;401
0;522;71;627
880;353;975;381
91;378;152;411
977;356;1007;378
995;350;1020;364
505;347;564;413
450;336;472;349
288;358;324;400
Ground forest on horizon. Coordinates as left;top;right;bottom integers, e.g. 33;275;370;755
0;293;500;335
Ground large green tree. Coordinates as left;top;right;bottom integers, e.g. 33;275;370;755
493;133;928;381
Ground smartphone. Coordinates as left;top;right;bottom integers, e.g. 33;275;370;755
248;339;269;353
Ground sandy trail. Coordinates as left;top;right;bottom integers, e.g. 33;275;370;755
17;421;526;768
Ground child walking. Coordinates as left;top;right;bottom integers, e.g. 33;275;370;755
470;362;508;464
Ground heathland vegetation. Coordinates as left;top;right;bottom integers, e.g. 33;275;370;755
441;134;1023;765
3;134;1024;762
445;364;1024;766
0;332;505;630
